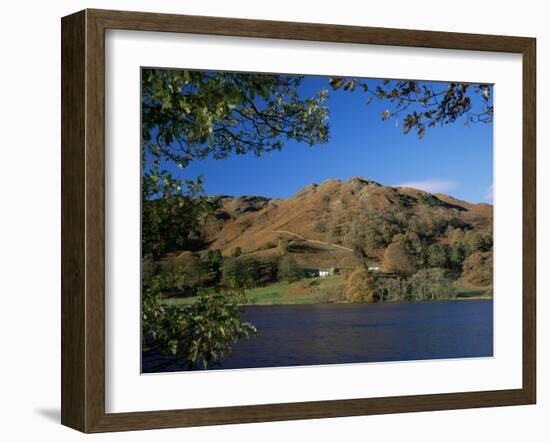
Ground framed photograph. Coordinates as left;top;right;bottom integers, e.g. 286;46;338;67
61;9;536;433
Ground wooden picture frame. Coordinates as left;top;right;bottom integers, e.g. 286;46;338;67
61;8;536;433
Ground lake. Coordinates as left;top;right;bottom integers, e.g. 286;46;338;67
142;299;493;372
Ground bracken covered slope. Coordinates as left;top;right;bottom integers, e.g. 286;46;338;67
198;177;492;270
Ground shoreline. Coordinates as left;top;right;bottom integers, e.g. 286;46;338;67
159;275;492;307
238;296;493;307
161;295;493;308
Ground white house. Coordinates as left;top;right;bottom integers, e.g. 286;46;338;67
319;270;330;278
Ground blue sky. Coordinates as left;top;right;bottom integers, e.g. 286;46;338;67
165;75;493;204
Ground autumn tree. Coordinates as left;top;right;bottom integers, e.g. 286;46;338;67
345;266;376;303
364;218;400;249
460;251;493;287
382;241;418;275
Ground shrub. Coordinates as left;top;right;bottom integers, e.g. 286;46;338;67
277;238;290;255
315;220;328;233
260;241;277;250
230;246;242;258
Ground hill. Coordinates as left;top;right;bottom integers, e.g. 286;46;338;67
196;177;492;273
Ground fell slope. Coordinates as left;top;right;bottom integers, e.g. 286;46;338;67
200;177;492;270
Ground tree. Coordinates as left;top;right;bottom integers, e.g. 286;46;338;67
221;256;261;290
449;242;466;273
404;231;422;255
364;218;399;249
142;69;329;169
352;243;369;267
374;275;407;302
142;279;256;371
345;266;376;302
141;70;333;369
202;249;223;285
382;242;418;275
142;70;331;258
278;255;303;282
427;243;450;268
157;254;207;296
460;251;493;287
242;257;262;287
142;173;211;259
142;254;157;286
410;268;455;301
464;230;485;255
329;78;493;138
417;239;430;268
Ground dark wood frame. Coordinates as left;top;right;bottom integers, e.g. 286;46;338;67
61;8;536;433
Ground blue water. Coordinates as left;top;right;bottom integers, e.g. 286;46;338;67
142;300;493;372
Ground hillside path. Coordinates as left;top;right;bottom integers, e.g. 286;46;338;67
271;229;353;252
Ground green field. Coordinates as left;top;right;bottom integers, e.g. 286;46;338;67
160;275;345;306
159;275;492;307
